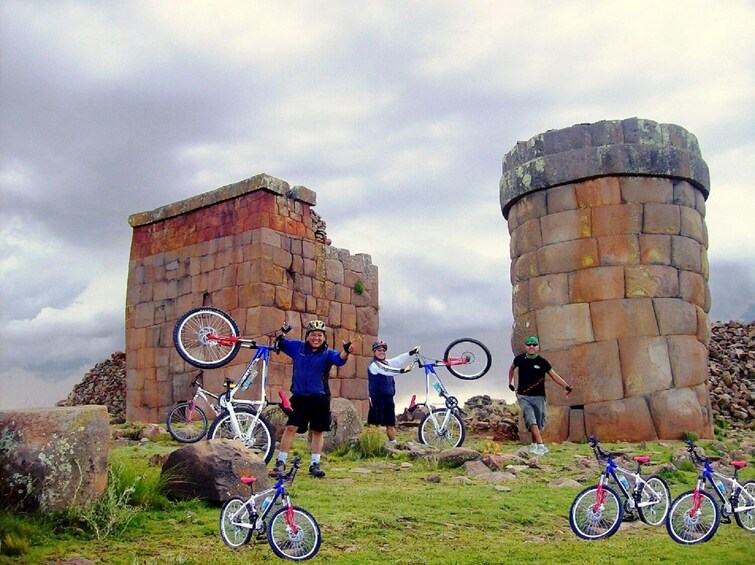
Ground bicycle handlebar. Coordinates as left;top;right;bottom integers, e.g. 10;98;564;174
685;440;709;466
588;435;613;461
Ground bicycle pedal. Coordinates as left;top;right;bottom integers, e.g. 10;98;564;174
720;516;731;524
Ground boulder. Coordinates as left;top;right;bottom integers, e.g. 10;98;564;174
161;439;269;503
437;447;481;467
319;397;363;453
0;406;109;512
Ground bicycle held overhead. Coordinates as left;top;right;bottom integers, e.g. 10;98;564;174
400;338;492;450
173;307;294;463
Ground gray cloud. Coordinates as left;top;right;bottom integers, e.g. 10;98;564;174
1;1;753;410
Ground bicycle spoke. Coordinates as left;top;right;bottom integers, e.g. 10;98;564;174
569;485;622;540
666;490;720;544
267;506;321;561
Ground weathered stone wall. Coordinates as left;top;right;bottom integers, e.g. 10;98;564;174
126;173;378;423
0;406;110;512
500;118;714;442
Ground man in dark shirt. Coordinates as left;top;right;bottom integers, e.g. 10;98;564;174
508;335;572;456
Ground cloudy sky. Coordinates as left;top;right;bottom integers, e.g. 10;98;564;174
1;1;753;412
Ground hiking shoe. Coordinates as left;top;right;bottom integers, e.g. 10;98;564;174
537;444;549;456
528;443;538;454
273;459;286;473
309;462;325;478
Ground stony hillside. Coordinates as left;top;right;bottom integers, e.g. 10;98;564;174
59;321;754;432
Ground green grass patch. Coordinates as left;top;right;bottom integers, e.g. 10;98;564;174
1;433;753;564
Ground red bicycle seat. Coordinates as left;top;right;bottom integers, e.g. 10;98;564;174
732;460;747;469
634;456;650;464
241;476;258;485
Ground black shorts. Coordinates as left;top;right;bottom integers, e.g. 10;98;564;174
367;394;396;427
287;394;331;433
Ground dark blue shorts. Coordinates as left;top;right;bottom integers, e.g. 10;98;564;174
287;394;331;433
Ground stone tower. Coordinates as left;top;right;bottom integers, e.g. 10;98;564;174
126;173;378;423
500;118;713;442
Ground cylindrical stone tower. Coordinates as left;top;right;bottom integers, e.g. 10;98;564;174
500;117;714;442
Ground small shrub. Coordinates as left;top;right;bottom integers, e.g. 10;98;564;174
353;279;365;295
682;431;699;443
482;441;501;455
677;460;696;473
49;464;139;540
355;427;386;458
0;512;35;557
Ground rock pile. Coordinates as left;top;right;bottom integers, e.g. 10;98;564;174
707;320;755;431
396;395;520;441
461;395;519;441
56;352;126;424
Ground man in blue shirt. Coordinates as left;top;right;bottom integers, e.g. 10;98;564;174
273;320;354;477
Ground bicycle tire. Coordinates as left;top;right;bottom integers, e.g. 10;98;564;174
267;505;321;561
208;407;276;463
166;401;208;443
219;496;253;548
734;479;755;531
569;485;623;540
443;338;492;380
666;489;720;545
174;307;241;369
637;474;671;526
417;408;466;449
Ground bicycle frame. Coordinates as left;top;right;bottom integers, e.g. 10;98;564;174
186;372;222;416
230;457;303;532
687;444;754;518
220;343;274;441
591;438;665;513
408;354;464;428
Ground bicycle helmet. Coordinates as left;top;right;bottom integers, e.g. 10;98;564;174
305;320;327;335
372;339;387;351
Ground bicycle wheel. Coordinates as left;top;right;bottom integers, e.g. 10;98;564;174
267;505;321;561
443;338;492;380
417;408;466;449
666;489;720;544
208;407;276;463
637;474;671;526
569;485;624;540
174;307;240;369
734;479;755;531
166;401;208;443
219;496;252;548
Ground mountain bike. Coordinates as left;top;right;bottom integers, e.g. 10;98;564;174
569;435;671;540
165;370;223;443
174;307;292;463
666;439;754;545
219;456;321;560
405;339;492;449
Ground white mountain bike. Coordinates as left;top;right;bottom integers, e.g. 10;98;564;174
405;339;492;449
173;307;292;463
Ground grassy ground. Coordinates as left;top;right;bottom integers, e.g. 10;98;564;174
1;430;753;565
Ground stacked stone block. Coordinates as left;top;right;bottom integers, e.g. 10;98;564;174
126;173;378;423
500;118;714;442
